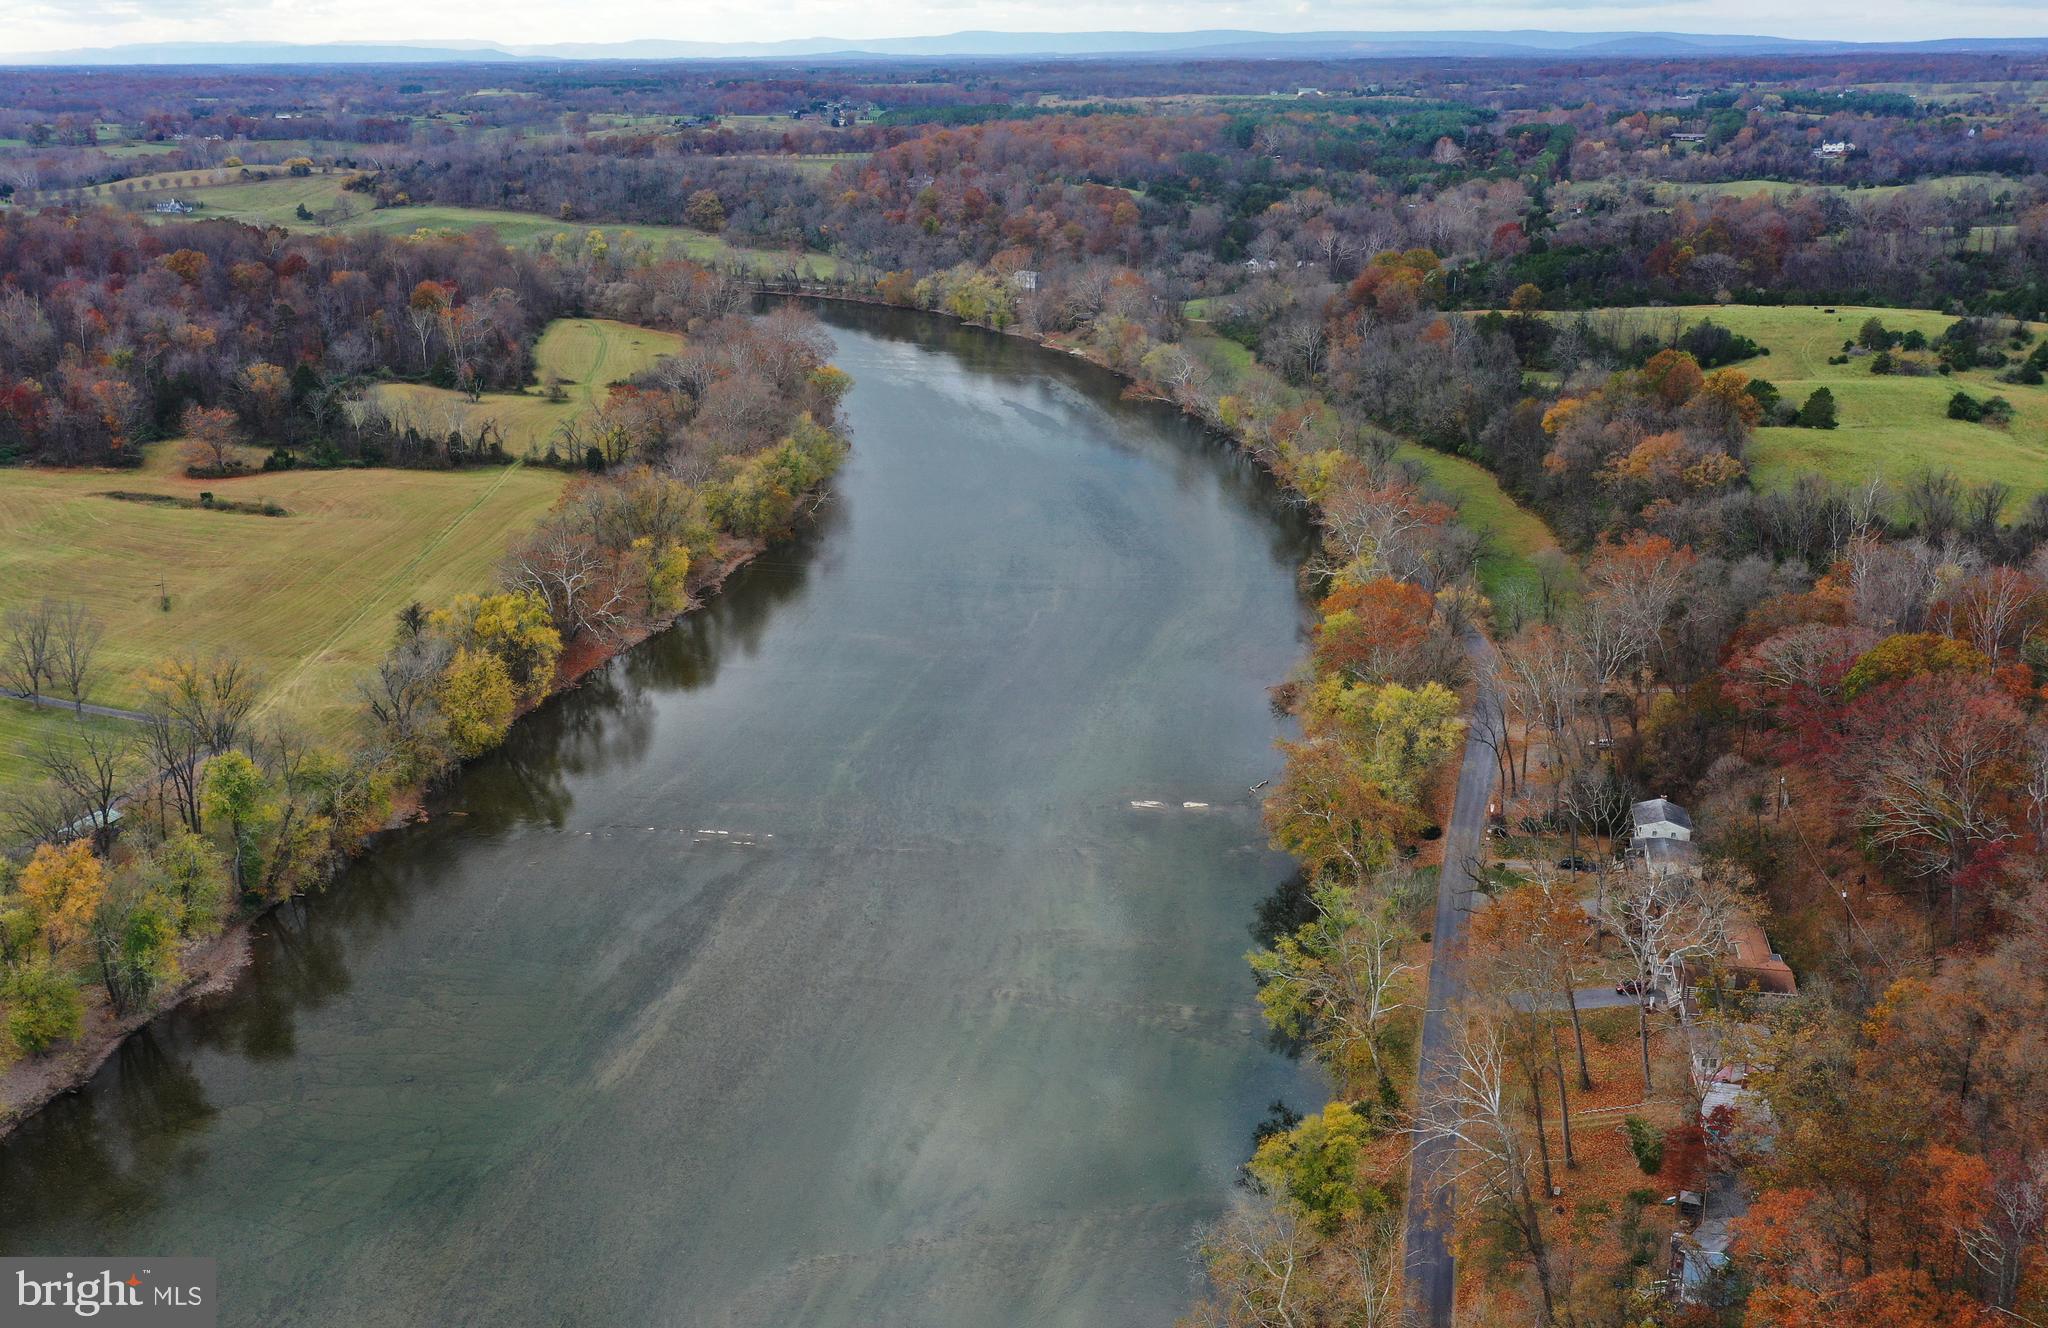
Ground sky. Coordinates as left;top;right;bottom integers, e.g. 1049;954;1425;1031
5;0;2046;56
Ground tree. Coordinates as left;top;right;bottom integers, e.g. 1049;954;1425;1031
436;647;516;759
36;729;132;842
502;527;634;642
361;635;451;764
1248;1101;1388;1236
2;960;84;1054
46;599;102;712
1263;738;1416;883
1797;386;1839;429
1840;633;1989;700
17;838;109;958
89;875;180;1018
1;600;54;701
406;280;454;371
1473;879;1599;1090
1191;1193;1325;1328
685;189;726;233
180;402;241;473
1356;681;1463;805
202;750;270;895
1250;881;1418;1097
1311;577;1436;685
1412;1018;1564;1322
141;655;259;834
431;591;562;702
1600;858;1741;1091
1845;674;2022;935
144;830;230;937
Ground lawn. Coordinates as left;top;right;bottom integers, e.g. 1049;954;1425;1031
1565;304;2048;503
0;446;564;745
373;318;683;452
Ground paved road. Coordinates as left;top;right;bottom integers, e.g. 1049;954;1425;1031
0;688;150;723
1402;632;1502;1328
1513;985;1638;1013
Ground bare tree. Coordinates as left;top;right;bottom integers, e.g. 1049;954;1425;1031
1600;859;1742;1091
1;600;54;701
1189;1193;1320;1328
359;636;450;757
503;528;633;641
37;730;134;842
141;655;260;833
47;599;103;712
1411;1018;1563;1322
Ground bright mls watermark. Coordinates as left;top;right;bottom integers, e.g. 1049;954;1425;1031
2;1260;214;1327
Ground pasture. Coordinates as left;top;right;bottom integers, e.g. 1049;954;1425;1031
1565;304;2048;503
101;172;840;276
374;318;683;452
0;446;563;745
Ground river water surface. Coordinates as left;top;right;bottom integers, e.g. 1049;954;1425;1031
0;304;1321;1326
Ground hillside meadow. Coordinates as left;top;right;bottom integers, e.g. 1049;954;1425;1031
95;170;839;276
1565;304;2048;503
374;317;682;452
0;446;564;759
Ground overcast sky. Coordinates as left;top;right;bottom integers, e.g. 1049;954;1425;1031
6;0;2045;56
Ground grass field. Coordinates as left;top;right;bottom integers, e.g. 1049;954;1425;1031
1553;305;2048;503
1397;444;1565;604
374;318;683;451
0;702;136;805
0;446;564;750
1181;334;1563;601
105;172;839;277
1561;173;2017;206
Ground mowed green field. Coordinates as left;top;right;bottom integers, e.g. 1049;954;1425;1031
375;318;683;451
104;173;839;276
1576;305;2048;502
1397;444;1566;604
1183;334;1563;601
0;702;136;804
0;447;564;752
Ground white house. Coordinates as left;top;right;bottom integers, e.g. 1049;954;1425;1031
1813;141;1854;158
1631;797;1693;843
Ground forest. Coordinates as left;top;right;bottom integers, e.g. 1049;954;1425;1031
2;42;2048;1328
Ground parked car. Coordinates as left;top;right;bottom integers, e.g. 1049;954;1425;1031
1616;978;1648;997
1558;855;1598;872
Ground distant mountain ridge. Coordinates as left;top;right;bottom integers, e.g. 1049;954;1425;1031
9;29;2048;65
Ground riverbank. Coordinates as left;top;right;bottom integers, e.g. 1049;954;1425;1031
0;515;813;1139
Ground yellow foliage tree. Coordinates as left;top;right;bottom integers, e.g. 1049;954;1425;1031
432;591;562;702
436;648;517;758
18;840;108;958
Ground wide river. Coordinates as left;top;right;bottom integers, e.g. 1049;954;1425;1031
0;304;1321;1326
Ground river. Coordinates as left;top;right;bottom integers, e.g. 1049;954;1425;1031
0;304;1322;1326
